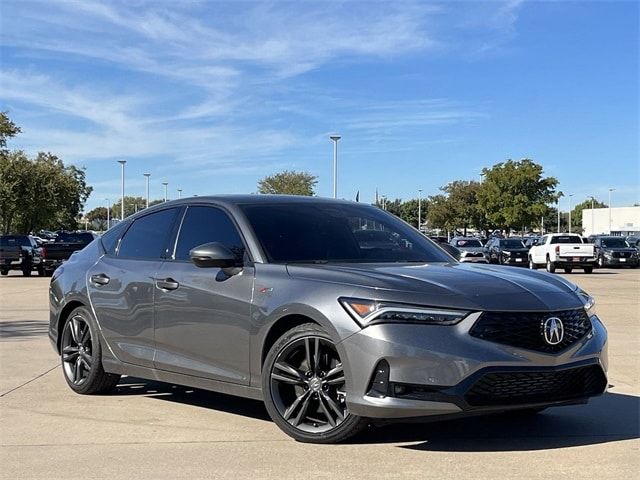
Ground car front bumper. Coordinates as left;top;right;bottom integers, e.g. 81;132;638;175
601;256;639;267
339;312;608;419
459;256;489;264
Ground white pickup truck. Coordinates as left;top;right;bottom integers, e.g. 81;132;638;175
529;233;596;273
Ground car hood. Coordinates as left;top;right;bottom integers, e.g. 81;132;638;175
286;262;584;312
457;246;485;253
602;248;636;253
502;248;529;254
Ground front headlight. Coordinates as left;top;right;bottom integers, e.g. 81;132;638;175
502;251;511;256
339;297;470;327
577;289;596;317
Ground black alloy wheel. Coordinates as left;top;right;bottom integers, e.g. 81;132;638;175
263;323;367;443
60;307;120;394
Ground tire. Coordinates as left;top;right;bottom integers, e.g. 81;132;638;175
37;266;45;277
564;267;573;274
60;306;121;394
529;257;537;270
0;270;7;276
262;323;367;443
546;257;556;273
44;269;54;277
22;267;32;277
583;266;593;274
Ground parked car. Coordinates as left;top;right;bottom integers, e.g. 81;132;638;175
41;231;97;276
593;236;639;268
528;233;596;273
523;236;540;249
0;234;44;276
485;238;529;266
449;237;488;263
49;196;607;443
433;240;461;260
625;236;640;249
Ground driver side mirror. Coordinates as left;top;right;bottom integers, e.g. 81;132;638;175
189;242;240;268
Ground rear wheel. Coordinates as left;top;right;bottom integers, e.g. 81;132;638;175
60;306;120;394
262;323;367;443
0;269;7;276
22;267;32;277
546;257;556;273
37;265;45;277
583;266;593;274
564;267;573;274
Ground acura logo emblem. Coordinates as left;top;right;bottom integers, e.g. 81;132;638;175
543;317;564;345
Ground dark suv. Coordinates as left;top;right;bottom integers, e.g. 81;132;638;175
485;238;528;266
594;236;639;268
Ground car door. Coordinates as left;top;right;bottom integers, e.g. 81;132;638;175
531;235;547;263
87;207;180;367
153;205;254;384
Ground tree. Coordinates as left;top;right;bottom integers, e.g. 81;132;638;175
110;196;154;219
0;112;21;151
257;170;318;196
0;150;92;233
86;207;109;230
426;194;457;232
477;159;559;232
442;180;485;235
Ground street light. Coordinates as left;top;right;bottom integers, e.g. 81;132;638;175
117;160;126;220
417;189;423;231
143;173;151;208
177;188;182;199
588;196;595;236
329;134;341;199
568;194;574;233
162;182;168;202
105;198;110;230
608;188;615;234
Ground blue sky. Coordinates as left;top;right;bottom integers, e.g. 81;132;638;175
1;0;638;212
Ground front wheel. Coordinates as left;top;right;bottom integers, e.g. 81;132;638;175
529;257;538;270
60;306;121;394
262;323;367;443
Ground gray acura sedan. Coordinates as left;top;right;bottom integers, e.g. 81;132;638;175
49;196;608;443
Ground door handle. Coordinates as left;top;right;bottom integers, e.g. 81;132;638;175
156;278;179;291
90;273;110;286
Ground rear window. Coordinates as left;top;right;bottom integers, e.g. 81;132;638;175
455;239;482;248
0;236;31;247
550;236;582;244
56;232;95;244
118;208;179;259
100;222;130;256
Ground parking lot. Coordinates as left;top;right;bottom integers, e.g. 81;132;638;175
1;269;638;479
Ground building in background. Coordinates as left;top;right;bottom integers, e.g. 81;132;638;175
582;206;640;236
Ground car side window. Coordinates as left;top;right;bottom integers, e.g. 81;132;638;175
100;221;130;255
117;208;179;259
174;206;246;262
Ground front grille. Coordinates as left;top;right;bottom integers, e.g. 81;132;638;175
465;365;607;406
612;252;629;258
470;308;592;353
465;252;484;258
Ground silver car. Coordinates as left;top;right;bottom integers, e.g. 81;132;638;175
49;196;608;443
450;237;489;263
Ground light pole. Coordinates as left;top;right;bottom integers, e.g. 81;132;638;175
557;199;561;233
417;189;423;231
162;182;168;202
608;188;615;234
177;188;182;199
589;196;595;236
329;134;341;199
568;194;574;233
143;173;151;208
105;198;110;230
117;160;126;220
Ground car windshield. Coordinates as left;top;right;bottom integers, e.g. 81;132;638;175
502;239;525;249
601;238;629;248
0;236;31;247
240;202;452;263
455;239;482;248
550;235;582;244
56;232;94;243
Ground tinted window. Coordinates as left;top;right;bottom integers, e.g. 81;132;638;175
600;238;629;248
455;239;482;248
240;203;451;263
0;235;31;247
550;235;582;244
56;232;96;243
500;239;525;249
100;222;130;255
118;208;179;259
174;206;245;261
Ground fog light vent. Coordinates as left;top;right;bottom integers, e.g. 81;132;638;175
366;360;390;398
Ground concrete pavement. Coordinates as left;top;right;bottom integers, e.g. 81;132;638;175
1;269;638;479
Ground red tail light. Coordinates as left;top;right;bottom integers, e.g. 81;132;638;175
555;245;560;255
41;247;47;259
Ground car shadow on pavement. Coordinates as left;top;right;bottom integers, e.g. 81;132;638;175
0;319;49;339
360;392;639;451
110;376;271;422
